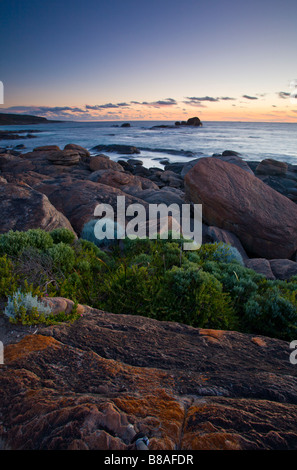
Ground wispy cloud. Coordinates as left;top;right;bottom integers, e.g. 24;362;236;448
130;98;177;107
3;105;88;114
278;91;291;99
86;102;130;110
242;95;258;100
186;96;219;102
183;95;235;106
220;96;236;101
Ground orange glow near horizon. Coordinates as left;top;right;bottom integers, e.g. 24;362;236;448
69;105;297;123
1;96;297;123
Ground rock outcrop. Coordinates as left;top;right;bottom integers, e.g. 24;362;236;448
0;182;75;234
184;157;297;259
1;309;297;450
34;179;149;235
89;155;124;172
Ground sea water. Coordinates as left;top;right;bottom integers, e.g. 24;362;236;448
1;120;297;168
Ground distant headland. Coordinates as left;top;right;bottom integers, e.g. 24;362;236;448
0;112;62;125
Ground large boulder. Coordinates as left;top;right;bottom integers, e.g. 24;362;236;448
0;182;75;234
88;169;158;193
90;144;141;155
46;149;81;166
255;159;288;176
212;154;254;174
269;259;297;280
184;157;297;259
89;155;124;172
64;143;90;158
244;258;276;280
35;179;148;235
207;226;248;260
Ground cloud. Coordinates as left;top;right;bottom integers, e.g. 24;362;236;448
278;92;291;99
130;98;177;107
242;95;258;100
219;96;236;101
183;96;235;106
186;96;219;102
86;102;130;110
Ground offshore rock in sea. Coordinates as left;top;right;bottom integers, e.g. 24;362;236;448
175;116;202;127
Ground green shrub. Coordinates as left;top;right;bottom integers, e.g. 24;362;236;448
159;266;236;329
243;287;297;340
0;230;30;257
100;263;157;317
2;228;297;340
47;242;75;274
50;227;76;245
199;242;244;265
0;229;53;257
26;229;54;251
4;289;52;324
0;255;18;298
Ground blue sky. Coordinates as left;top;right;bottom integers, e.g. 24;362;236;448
1;0;297;121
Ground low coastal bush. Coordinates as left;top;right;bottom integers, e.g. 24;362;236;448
50;227;76;245
1;228;297;340
4;289;52;324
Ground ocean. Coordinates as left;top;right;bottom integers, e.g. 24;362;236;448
1;120;297;168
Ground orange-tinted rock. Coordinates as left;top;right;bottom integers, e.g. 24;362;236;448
184;157;297;259
1;309;297;450
40;297;85;316
5;334;60;362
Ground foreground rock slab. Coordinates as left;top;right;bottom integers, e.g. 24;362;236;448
1;309;297;450
184;157;297;259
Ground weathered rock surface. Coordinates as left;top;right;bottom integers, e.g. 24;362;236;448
244;258;276;280
184;157;297;259
46;149;81;166
0;183;75;234
89;155;124;172
212;154;254;174
255;159;288;176
269;259;297;280
88;169;158;193
34;179;149;235
1;309;297;450
206;226;248;260
90;144;140;155
64;143;90;158
40;297;85;316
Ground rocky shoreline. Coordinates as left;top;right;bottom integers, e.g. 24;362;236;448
1;141;297;450
1;143;297;280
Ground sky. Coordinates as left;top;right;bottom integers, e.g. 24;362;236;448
0;0;297;122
